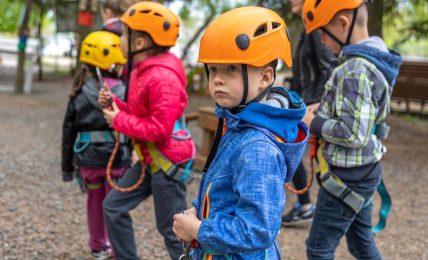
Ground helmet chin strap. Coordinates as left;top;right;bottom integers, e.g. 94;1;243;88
204;64;276;114
320;8;358;49
124;26;158;101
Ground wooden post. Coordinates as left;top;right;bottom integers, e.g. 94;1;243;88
14;0;34;94
194;106;218;171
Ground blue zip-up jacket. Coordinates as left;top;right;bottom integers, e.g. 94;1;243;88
192;88;308;259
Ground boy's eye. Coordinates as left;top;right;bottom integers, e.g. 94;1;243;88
227;65;239;73
208;66;217;73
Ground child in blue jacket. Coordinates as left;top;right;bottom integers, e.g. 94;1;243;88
172;7;308;259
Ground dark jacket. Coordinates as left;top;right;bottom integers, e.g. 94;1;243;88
291;31;335;105
61;78;131;176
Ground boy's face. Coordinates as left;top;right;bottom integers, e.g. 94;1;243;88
119;25;147;59
207;63;273;108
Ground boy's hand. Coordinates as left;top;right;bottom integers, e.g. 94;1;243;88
186;207;198;217
103;102;120;127
173;211;201;242
98;84;113;108
303;108;315;127
307;103;320;113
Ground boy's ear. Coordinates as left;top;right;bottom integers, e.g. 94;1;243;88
260;66;274;89
338;14;351;34
134;37;146;51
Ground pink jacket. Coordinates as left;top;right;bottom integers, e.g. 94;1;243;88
112;52;195;166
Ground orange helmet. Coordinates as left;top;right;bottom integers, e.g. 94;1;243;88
198;6;292;68
121;1;180;47
303;0;365;33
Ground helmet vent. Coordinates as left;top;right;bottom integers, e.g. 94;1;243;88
154;12;163;17
315;0;322;8
140;9;151;14
254;24;267;37
306;11;314;21
272;22;281;30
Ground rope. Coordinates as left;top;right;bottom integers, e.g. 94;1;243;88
101;80;145;193
105;132;146;192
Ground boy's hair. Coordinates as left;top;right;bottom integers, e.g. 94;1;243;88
70;64;93;97
103;0;134;16
127;28;171;56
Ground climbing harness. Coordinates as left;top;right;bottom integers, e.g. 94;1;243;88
314;122;392;233
178;211;193;260
100;75;195;191
94;66;146;192
179;241;192;260
73;130;126;154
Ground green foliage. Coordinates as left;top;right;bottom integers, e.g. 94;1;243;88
0;0;22;32
0;0;50;34
384;0;428;57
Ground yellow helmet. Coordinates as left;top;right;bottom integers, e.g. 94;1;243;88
80;31;127;70
198;6;292;68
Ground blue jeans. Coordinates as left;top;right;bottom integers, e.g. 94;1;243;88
306;176;382;260
103;163;187;259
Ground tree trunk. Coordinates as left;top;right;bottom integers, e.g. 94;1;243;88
14;0;34;94
180;14;214;61
36;7;44;81
367;0;383;37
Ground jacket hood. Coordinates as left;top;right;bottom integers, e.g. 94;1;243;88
82;77;125;109
134;51;187;86
342;36;402;86
215;87;308;182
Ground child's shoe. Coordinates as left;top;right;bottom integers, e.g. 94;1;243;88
281;202;315;226
90;248;112;260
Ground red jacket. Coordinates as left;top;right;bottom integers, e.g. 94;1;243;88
112;52;195;165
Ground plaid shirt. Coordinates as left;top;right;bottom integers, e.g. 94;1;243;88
311;56;392;168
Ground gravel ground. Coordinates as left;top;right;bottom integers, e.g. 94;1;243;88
0;75;427;259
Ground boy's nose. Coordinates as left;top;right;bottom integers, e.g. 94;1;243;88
213;74;225;85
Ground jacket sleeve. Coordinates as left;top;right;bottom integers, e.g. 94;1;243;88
311;71;375;148
311;32;335;92
61;100;77;174
112;79;182;144
197;141;286;253
113;94;129;112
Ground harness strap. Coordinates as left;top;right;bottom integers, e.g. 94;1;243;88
85;181;103;190
372;178;392;234
77;131;127;143
316;142;365;213
146;142;175;174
